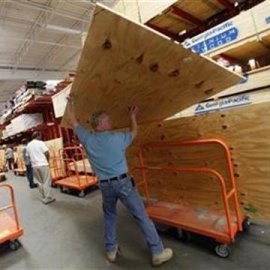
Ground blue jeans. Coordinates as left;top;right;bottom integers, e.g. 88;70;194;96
26;164;35;187
99;176;164;255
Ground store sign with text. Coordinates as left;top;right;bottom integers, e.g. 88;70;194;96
195;95;251;114
182;21;239;54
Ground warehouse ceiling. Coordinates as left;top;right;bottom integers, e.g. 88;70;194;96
0;0;118;110
0;0;265;112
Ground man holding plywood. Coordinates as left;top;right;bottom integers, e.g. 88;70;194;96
67;97;173;266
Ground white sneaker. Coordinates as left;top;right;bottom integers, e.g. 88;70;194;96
106;246;120;263
152;248;173;266
42;197;56;205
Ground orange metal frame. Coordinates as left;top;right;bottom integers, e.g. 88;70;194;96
50;150;65;183
14;157;26;176
55;146;97;191
131;138;243;243
0;183;23;244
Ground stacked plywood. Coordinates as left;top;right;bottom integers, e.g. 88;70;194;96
170;87;270;118
4;124;15;138
15;145;26;172
212;65;270;98
127;102;270;221
45;138;65;179
0;149;5;170
11;114;43;134
182;1;270;60
52;84;71;118
62;4;242;130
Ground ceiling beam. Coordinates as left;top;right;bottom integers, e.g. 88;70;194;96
2;35;81;50
170;6;203;25
0;68;68;80
12;0;58;71
11;0;92;24
145;22;179;40
35;5;94;74
178;0;265;42
216;0;235;10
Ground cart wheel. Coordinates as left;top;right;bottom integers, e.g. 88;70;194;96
176;229;192;242
155;223;170;233
78;190;85;197
214;244;231;258
242;217;251;232
9;240;20;251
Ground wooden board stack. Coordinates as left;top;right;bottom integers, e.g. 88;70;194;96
45;138;65;179
127;102;270;221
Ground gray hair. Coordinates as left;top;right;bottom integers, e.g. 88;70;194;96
91;110;107;129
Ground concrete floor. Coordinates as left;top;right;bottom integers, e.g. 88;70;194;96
0;171;270;270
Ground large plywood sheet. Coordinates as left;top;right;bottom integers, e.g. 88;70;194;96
0;149;5;169
62;4;242;130
45;138;64;179
127;102;270;221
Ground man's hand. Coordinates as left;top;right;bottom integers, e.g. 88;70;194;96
129;106;138;139
129;106;138;118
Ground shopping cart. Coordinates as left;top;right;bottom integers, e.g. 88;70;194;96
55;146;97;197
131;138;249;258
0;183;23;250
14;157;26;176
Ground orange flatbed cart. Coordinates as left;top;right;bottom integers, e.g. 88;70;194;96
0;183;23;250
14;158;26;176
55;146;97;197
0;171;6;182
50;153;66;186
13;168;26;176
132;139;249;258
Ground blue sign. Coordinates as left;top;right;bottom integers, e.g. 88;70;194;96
194;95;251;115
239;73;249;84
190;27;239;54
266;16;270;24
195;104;205;112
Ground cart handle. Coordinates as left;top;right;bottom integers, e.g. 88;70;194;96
0;183;21;231
131;165;235;239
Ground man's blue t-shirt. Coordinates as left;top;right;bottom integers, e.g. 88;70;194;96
75;125;133;180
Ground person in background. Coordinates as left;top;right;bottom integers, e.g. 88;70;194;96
67;96;173;266
5;145;15;170
27;131;55;204
21;138;38;189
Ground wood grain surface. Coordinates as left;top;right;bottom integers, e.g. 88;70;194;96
127;102;270;221
62;4;241;130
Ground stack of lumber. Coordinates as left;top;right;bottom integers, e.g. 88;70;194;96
182;1;270;60
45;138;65;179
11;114;43;134
127;102;270;221
52;84;71;118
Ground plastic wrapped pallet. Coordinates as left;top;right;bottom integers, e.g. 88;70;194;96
11;113;43;134
182;1;270;56
5;124;14;137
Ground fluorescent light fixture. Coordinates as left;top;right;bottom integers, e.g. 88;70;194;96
46;24;81;34
179;29;187;36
